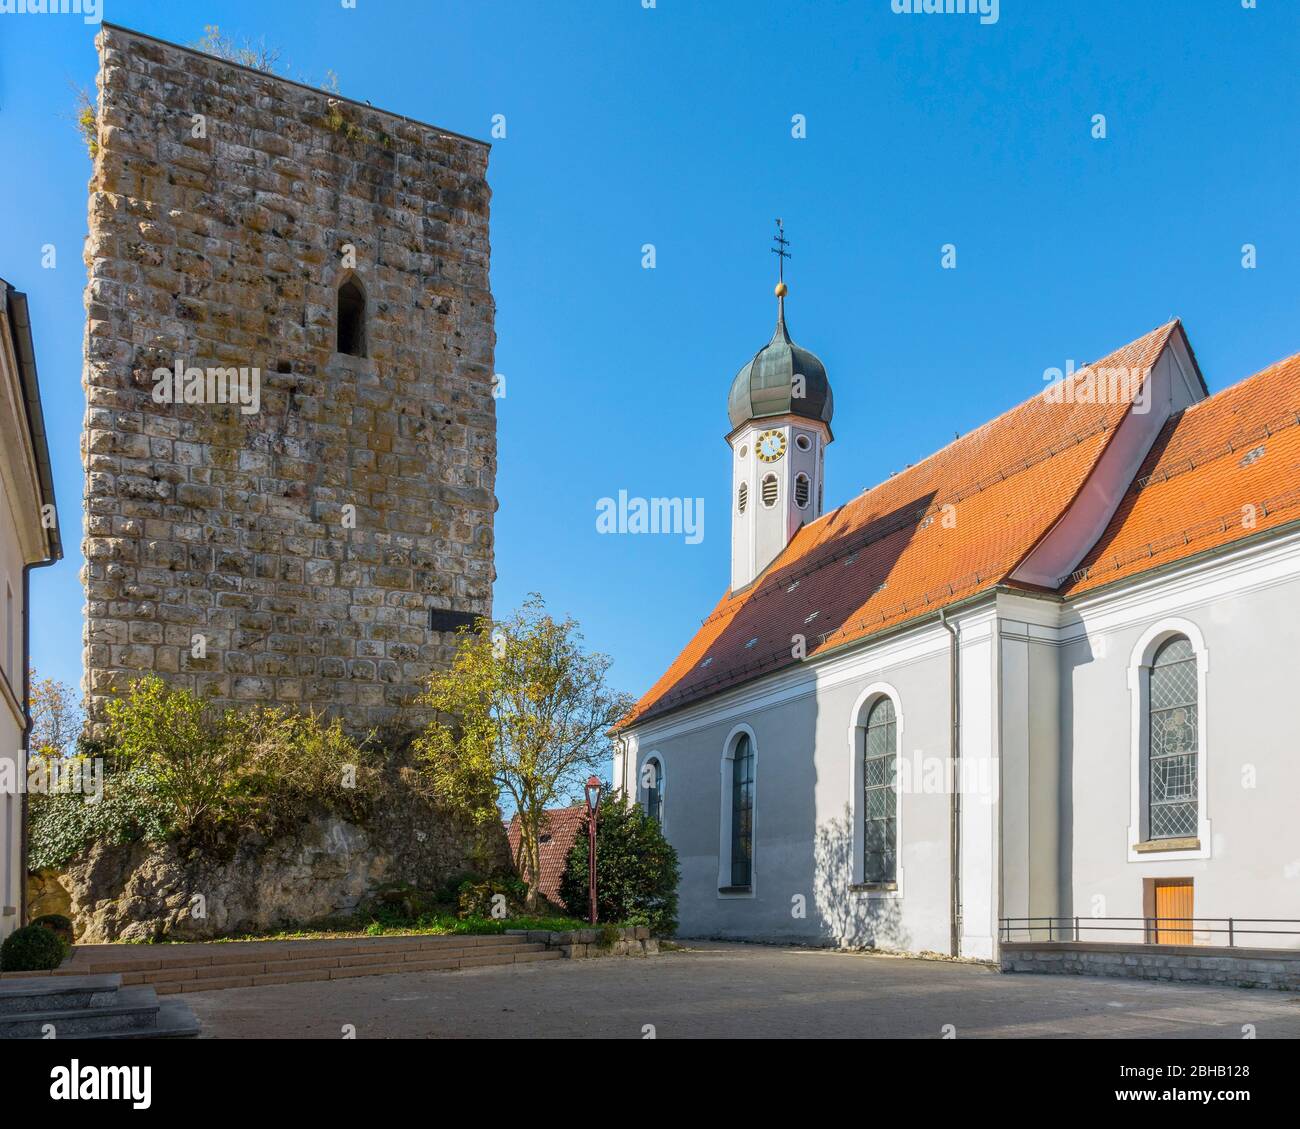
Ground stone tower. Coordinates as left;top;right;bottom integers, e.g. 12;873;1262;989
81;24;496;730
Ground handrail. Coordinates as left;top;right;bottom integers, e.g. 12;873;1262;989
999;915;1300;946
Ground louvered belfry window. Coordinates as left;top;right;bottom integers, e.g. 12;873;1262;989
738;482;748;514
794;473;810;508
1148;636;1198;839
761;474;779;508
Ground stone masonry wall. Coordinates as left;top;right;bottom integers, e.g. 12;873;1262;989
82;25;496;731
510;926;660;959
1001;941;1300;991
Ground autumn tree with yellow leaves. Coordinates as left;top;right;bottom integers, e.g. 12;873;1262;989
415;596;632;911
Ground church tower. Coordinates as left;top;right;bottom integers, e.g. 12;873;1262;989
727;224;833;591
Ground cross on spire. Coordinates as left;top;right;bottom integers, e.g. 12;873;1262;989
771;218;791;283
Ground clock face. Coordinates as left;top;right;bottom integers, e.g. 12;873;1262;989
756;429;787;463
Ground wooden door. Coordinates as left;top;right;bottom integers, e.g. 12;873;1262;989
1154;879;1194;944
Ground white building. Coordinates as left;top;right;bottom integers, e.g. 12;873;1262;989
616;283;1300;957
0;279;61;940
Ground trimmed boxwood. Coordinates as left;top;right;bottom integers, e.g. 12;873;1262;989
1;923;68;972
31;913;74;948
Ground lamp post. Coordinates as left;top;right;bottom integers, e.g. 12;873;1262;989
584;775;603;925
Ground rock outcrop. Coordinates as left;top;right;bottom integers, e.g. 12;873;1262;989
28;798;509;943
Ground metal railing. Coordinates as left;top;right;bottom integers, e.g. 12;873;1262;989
1000;916;1300;947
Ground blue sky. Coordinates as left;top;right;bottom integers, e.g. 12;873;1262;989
1;0;1297;705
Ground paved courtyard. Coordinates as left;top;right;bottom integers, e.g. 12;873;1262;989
184;941;1300;1038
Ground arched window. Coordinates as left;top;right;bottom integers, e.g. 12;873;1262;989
737;482;748;514
643;757;663;826
1148;635;1198;839
730;734;754;888
863;696;897;884
760;473;779;508
337;275;367;357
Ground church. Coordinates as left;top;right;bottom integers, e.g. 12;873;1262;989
613;259;1300;959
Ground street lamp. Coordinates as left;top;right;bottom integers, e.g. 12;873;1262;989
585;775;603;925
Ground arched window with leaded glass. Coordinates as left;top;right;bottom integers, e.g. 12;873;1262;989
643;757;664;827
729;734;754;888
863;696;897;884
1148;635;1198;840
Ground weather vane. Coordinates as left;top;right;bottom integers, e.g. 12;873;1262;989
771;218;791;298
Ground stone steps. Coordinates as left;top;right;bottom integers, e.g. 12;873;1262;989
0;975;200;1040
0;973;121;1016
3;933;560;996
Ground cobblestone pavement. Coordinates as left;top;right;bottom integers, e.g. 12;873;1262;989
184;941;1300;1039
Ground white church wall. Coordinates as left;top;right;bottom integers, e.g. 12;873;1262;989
1060;528;1300;949
955;608;999;960
622;526;1300;956
997;597;1065;943
622;618;961;953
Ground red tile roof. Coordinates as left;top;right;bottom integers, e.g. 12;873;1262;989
620;321;1183;727
505;806;586;907
1063;350;1300;594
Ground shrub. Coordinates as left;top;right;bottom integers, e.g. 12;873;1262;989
73;87;97;159
456;874;528;920
559;790;679;936
27;762;168;871
30;914;74;948
1;924;67;972
104;676;250;838
100;676;377;843
432;871;483;906
29;677;382;866
229;705;376;828
367;882;431;923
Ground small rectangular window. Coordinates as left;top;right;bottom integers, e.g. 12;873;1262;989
428;608;478;633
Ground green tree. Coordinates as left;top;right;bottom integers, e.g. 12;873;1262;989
28;668;83;758
559;790;679;936
415;596;632;910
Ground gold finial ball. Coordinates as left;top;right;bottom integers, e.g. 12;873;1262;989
774;281;788;298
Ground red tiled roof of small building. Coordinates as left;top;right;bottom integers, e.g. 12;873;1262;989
505;805;586;907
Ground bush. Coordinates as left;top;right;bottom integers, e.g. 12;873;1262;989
228;705;376;829
559;790;679;936
27;761;168;871
104;676;376;842
28;677;383;866
31;914;74;948
367;882;431;922
1;924;68;972
456;874;528;919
